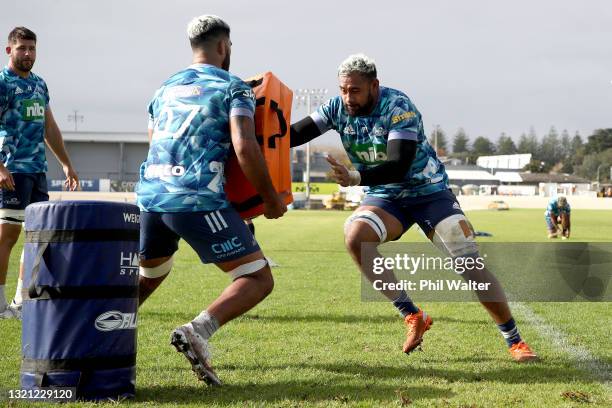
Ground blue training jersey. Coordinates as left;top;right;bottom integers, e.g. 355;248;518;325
312;86;448;200
0;67;49;173
545;198;571;217
137;63;256;213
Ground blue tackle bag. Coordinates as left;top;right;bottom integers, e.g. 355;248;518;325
20;201;140;401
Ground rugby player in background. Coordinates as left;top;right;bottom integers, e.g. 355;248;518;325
545;196;571;239
0;27;79;320
289;54;537;362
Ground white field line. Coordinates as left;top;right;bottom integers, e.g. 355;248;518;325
511;301;611;389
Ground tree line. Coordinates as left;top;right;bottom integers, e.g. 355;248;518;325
428;126;612;183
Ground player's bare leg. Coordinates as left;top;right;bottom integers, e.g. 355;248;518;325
560;213;570;239
0;223;21;319
547;215;559;238
138;256;172;306
140;251;273;321
207;251;273;324
139;250;274;385
430;214;537;362
6;255;25;318
470;278;537;362
344;205;432;354
460;265;511;324
344;206;404;301
171;251;272;385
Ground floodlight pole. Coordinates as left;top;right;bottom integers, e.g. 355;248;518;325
67;110;84;131
434;125;439;154
294;88;328;206
596;163;609;189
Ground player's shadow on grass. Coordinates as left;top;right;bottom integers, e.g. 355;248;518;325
137;311;399;325
137;360;603;405
239;313;398;324
328;362;607;384
140;310;202;321
136;382;454;405
214;361;602;385
238;313;488;325
139;312;491;327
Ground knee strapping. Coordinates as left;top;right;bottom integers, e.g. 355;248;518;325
431;214;479;259
344;210;387;242
0;209;24;225
229;259;267;280
139;256;174;278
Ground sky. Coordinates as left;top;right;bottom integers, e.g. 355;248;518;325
2;0;612;147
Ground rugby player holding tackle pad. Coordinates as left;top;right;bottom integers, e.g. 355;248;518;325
136;15;286;386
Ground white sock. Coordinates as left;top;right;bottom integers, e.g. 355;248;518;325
13;278;23;305
0;285;6;308
190;311;219;340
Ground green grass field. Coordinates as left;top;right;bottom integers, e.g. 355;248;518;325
1;209;611;407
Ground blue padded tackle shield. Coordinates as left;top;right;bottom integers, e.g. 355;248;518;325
20;201;140;400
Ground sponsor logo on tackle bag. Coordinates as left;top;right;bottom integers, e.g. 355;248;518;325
95;310;137;331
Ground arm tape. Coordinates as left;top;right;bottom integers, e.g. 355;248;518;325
290;117;322;147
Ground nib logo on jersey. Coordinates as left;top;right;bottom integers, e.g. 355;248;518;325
211;236;244;259
120;251;139;276
21;99;45;121
351;143;387;164
94;310;137;332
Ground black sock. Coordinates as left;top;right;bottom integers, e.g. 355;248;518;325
497;318;522;347
392;291;419;317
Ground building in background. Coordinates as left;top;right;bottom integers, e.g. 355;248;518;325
291;150;329;183
446;153;591;196
476;154;532;171
444;164;500;195
46;136;594;197
519;173;591;197
46;131;148;191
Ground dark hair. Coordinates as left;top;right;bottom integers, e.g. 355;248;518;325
187;15;230;50
8;27;37;44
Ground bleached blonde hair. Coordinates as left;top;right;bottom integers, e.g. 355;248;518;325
337;53;377;79
187;15;230;48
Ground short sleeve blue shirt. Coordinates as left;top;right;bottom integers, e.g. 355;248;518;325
312;86;448;200
0;67;49;173
137;64;255;212
546;198;571;216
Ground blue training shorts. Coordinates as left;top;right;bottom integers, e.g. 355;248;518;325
0;173;49;209
139;207;261;264
361;189;464;238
